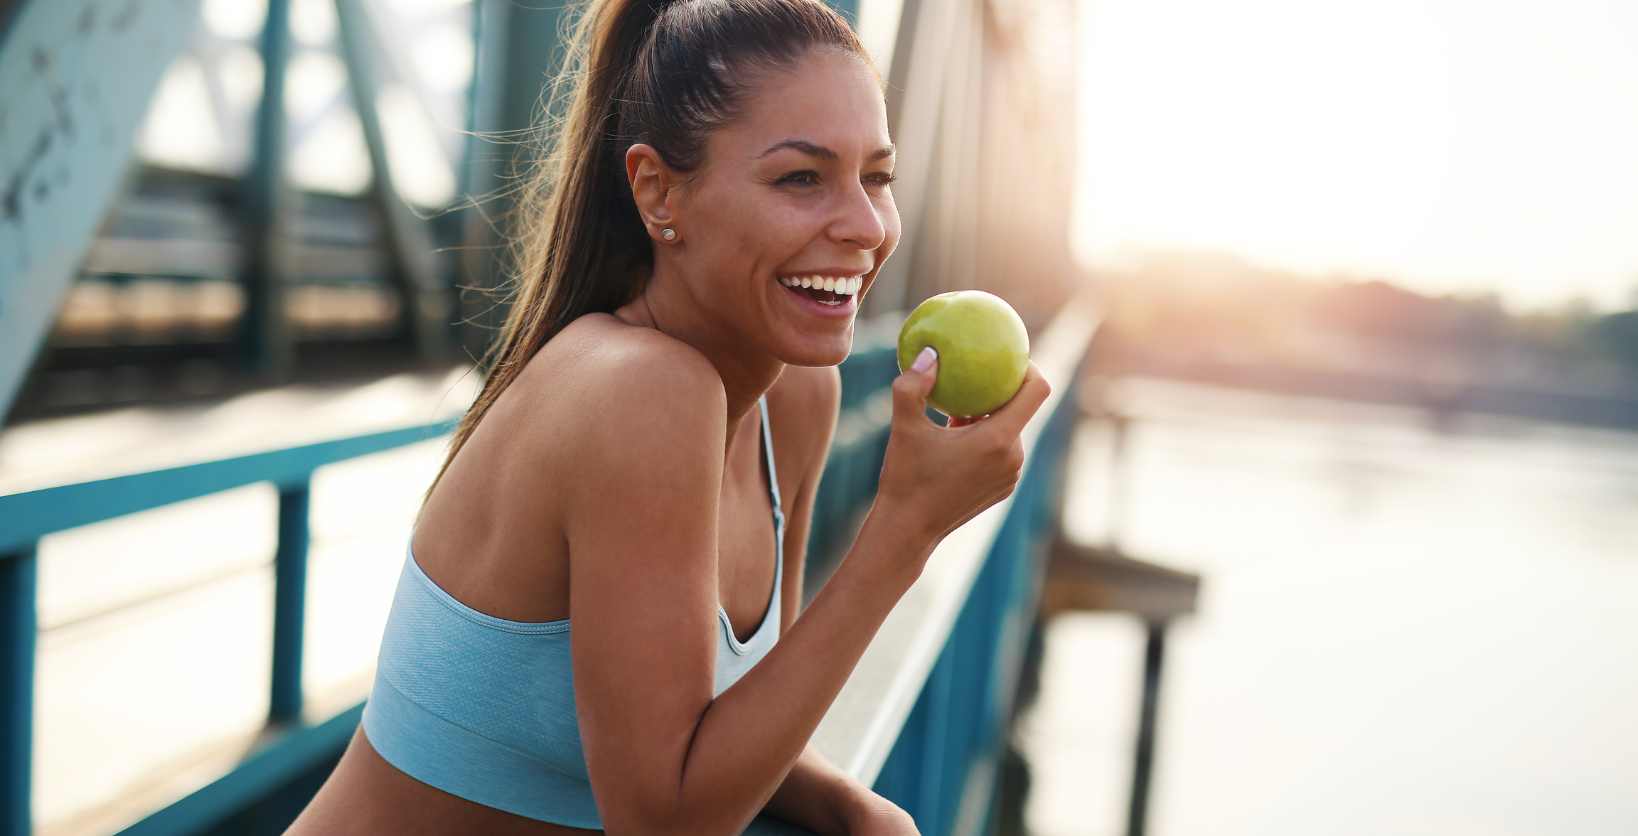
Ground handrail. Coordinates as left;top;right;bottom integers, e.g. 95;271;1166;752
811;295;1099;834
0;421;455;555
0;298;1096;836
0;419;455;836
815;295;1097;778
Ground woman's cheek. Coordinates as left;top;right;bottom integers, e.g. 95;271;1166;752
879;201;902;255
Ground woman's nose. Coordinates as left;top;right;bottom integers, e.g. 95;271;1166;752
829;181;888;252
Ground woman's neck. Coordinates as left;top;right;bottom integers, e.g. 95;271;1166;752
625;277;784;448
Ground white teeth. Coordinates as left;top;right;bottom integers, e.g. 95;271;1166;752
779;275;864;297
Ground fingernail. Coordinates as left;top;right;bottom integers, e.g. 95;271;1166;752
911;346;937;373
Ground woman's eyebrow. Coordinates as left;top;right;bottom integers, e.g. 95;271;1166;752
757;140;838;161
755;140;899;162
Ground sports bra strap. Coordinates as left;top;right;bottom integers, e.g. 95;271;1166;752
757;395;783;519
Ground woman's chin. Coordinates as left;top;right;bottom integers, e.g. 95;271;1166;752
776;333;854;368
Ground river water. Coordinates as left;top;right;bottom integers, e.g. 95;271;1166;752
1021;377;1638;836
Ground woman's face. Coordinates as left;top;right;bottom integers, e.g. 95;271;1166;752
652;48;900;367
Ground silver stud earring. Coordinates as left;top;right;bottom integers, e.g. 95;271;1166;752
661;228;677;242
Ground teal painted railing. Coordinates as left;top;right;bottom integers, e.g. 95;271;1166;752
0;421;457;836
0;302;1094;836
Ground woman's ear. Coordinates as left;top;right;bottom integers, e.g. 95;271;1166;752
626;144;679;242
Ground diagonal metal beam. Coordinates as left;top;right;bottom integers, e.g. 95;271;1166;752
0;0;206;423
334;0;454;365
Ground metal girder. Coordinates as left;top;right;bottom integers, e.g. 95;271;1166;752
241;0;297;380
0;0;205;423
450;0;569;355
860;0;966;316
335;0;454;365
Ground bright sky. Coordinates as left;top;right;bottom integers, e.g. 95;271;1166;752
1073;0;1638;311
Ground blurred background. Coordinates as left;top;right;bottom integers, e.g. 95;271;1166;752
1024;2;1638;835
1;0;1636;834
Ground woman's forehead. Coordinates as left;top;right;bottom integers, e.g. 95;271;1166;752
718;51;890;160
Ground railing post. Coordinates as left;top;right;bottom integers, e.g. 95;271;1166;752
1126;619;1167;836
0;544;38;836
270;480;311;723
241;0;297;380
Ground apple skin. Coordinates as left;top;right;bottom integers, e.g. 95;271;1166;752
897;290;1030;418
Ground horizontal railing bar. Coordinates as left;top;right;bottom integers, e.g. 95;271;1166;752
0;421;454;555
811;295;1100;786
113;703;365;836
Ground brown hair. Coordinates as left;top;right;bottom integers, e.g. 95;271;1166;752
433;0;870;493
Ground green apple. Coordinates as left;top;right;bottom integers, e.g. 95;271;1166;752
897;290;1030;418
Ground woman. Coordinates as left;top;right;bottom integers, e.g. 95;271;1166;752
290;0;1049;831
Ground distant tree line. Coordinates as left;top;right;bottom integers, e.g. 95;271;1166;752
1091;251;1638;396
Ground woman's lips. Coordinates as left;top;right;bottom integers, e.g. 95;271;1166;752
778;278;859;315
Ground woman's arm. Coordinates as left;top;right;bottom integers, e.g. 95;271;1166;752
761;367;916;835
566;342;1049;836
763;745;916;835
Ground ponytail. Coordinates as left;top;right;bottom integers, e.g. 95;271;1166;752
429;0;869;496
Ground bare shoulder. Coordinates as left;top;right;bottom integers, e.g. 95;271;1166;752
514;313;728;436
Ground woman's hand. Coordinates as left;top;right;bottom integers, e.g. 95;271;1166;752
875;347;1051;547
765;746;919;836
841;799;919;835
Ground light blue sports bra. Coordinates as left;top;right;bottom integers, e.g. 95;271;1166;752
362;397;786;830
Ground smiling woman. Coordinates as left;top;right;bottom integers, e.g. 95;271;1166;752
281;0;1050;834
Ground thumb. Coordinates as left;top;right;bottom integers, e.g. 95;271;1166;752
892;346;939;422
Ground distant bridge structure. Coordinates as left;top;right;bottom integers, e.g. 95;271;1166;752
0;0;1090;835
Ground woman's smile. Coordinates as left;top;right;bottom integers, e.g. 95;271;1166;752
776;273;865;316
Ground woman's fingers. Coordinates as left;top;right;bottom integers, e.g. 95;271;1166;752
891;347;939;427
877;357;1053;543
937;363;1050;430
978;363;1051;435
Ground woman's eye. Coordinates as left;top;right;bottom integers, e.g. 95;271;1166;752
864;172;897;189
778;170;820;187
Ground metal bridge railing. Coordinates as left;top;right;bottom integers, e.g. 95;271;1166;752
0;299;1095;836
808;298;1097;836
0;421;456;836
